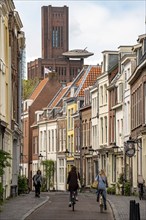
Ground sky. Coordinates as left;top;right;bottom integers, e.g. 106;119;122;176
13;0;146;66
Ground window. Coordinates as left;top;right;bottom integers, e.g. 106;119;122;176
40;131;43;152
100;86;103;105
48;130;50;152
33;137;38;154
71;108;73;129
52;130;54;152
71;135;73;154
68;109;70;129
104;84;107;104
118;83;123;103
63;129;66;151
100;118;103;144
105;116;107;143
125;71;128;90
59;129;62;151
59;159;64;183
44;130;46;152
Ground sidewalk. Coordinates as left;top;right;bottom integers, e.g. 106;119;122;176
0;192;49;220
107;194;146;220
0;191;145;220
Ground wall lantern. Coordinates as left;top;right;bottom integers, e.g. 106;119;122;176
38;153;43;159
64;148;70;157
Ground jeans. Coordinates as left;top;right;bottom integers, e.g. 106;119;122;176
96;189;106;208
35;184;41;197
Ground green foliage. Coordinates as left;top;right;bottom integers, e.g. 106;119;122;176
18;175;28;195
118;173;124;184
22;78;39;100
0;149;11;177
107;185;116;195
41;160;55;191
124;181;131;196
41;177;47;192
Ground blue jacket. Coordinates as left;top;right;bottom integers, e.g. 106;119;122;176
95;175;107;190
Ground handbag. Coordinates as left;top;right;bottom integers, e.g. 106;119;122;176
91;180;98;189
77;178;81;188
76;171;81;188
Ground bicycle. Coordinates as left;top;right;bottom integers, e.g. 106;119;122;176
99;190;104;213
71;191;76;211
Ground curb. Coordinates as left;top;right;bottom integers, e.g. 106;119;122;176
107;199;119;220
21;196;49;220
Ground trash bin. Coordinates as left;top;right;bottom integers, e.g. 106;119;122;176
129;200;140;220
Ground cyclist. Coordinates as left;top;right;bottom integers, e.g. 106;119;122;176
95;169;108;210
67;165;80;207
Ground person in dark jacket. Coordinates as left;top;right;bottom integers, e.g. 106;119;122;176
67;165;80;207
33;170;43;197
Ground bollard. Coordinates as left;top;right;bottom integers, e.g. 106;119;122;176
129;200;136;220
135;203;140;220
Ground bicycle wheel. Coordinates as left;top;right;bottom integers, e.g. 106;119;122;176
99;195;103;213
71;192;75;211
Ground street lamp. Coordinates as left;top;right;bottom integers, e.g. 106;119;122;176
64;148;70;157
112;142;123;154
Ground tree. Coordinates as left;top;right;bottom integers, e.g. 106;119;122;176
22;78;39;100
41;160;55;191
0;149;11;177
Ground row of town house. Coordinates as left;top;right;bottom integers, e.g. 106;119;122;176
0;0;25;199
22;33;146;194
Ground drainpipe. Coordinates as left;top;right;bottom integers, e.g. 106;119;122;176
79;112;83;187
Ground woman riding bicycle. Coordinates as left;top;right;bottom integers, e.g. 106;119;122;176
67;165;80;207
95;169;108;210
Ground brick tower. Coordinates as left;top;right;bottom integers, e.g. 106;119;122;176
27;5;93;82
42;5;68;59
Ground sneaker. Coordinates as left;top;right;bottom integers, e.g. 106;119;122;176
104;205;107;210
76;197;78;201
68;202;71;207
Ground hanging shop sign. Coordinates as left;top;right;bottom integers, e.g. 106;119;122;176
124;140;135;157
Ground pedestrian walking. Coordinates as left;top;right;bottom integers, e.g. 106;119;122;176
33;170;43;197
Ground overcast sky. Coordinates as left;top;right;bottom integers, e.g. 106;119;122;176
14;0;146;65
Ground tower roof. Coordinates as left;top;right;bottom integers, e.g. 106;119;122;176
62;49;94;58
